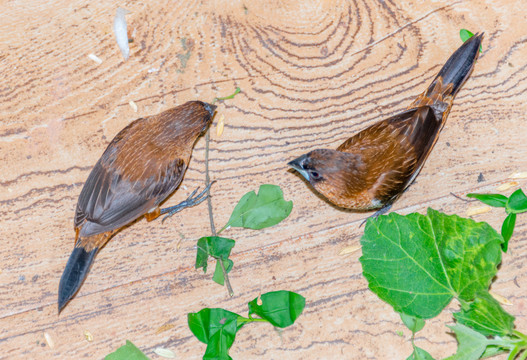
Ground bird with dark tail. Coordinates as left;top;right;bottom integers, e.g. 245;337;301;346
288;34;483;216
58;101;216;313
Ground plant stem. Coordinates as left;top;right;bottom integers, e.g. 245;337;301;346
205;129;216;235
212;87;241;104
238;316;268;324
507;345;521;360
205;118;234;297
217;224;228;235
514;331;527;342
203;88;241;297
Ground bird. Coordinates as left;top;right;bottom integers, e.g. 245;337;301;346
58;100;216;312
288;33;483;217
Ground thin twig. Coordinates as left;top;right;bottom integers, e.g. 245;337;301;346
450;192;476;203
205;129;217;235
205;123;234;297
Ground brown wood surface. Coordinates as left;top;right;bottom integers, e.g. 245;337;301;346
1;0;527;359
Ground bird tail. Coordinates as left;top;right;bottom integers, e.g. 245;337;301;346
410;33;483;115
58;245;98;313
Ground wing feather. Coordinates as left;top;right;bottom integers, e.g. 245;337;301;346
75;157;185;237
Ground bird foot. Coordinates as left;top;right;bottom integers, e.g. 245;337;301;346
160;182;214;223
359;203;393;228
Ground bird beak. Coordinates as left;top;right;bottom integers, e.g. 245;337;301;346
288;155;310;181
203;103;217;117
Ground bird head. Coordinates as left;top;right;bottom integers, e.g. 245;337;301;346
197;101;217;132
288;149;365;207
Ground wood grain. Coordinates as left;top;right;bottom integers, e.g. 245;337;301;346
1;0;527;358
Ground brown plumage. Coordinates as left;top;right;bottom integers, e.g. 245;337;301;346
288;34;483;214
58;100;216;312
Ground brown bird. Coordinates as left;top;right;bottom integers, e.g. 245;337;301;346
288;34;483;216
58;101;216;312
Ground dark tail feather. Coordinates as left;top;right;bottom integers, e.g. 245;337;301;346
433;32;483;97
58;246;98;313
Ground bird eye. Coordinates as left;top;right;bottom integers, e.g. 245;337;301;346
310;171;320;179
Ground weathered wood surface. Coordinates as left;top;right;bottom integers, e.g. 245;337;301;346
1;0;527;358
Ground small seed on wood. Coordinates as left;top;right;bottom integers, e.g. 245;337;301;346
338;245;361;256
496;181;519;191
508;172;527;179
84;330;93;342
88;54;103;65
489;290;513;306
154;347;177;358
216;114;225;137
129;100;138;112
44;332;54;349
155;323;175;334
466;206;491;217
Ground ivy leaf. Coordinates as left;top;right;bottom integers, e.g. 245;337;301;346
459;29;482;53
223;184;293;230
360;208;502;318
506;188;527;214
248;291;305;328
453;291;515;336
400;312;425;333
195;237;236;273
466;193;508;208
501;213;516;252
105;340;149;360
212;258;233;286
446;324;495;360
187;308;242;345
406;346;435;360
203;319;238;360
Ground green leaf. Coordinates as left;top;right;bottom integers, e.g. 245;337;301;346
453;291;515;336
188;308;242;345
506;189;527;213
224;184;293;230
203;319;238;360
406;346;435;360
466;193;508;208
400;312;425;333
501;213;516;252
195;237;236;273
213;259;233;286
460;29;474;42
105;340;149;360
459;29;482;53
447;324;495;360
360;208;502;318
480;345;508;358
248;291;305;328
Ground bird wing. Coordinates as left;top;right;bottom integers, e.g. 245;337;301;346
337;106;442;204
389;106;442;187
74;156;186;237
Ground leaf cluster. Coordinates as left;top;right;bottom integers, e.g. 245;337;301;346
468;189;527;251
360;207;526;359
188;291;305;359
195;184;293;286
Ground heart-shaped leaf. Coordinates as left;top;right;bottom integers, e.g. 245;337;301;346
224;185;293;230
248;291;305;328
360;209;502;318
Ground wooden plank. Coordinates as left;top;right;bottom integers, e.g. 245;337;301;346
1;0;527;358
